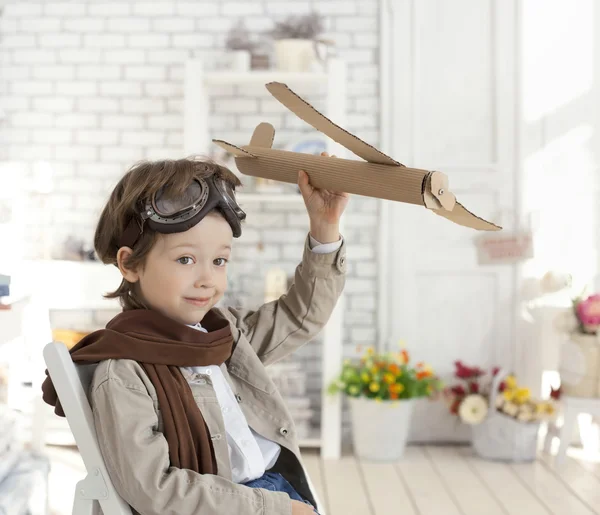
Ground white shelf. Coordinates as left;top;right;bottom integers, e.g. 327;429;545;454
237;193;304;203
204;70;327;85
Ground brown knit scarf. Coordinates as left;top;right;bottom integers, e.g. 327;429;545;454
41;308;234;475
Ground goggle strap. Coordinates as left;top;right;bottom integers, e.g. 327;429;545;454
119;216;144;249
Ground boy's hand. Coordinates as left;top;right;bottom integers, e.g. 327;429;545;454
291;500;317;514
298;152;349;244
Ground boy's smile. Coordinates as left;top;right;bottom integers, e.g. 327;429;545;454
118;211;233;326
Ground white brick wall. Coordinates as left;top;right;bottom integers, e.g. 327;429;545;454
0;0;381;441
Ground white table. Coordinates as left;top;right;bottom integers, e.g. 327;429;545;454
0;294;52;453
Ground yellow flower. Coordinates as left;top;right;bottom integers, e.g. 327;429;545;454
383;373;396;385
514;387;530;405
369;382;380;393
361;372;370;383
370;365;380;375
503;389;515;402
366;347;375;356
348;385;360;396
545;403;555;415
505;375;517;390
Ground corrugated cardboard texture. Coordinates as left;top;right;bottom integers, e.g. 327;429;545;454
212;82;502;232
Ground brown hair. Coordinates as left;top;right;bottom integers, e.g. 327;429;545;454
94;156;242;311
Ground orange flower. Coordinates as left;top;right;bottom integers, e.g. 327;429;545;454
417;370;432;380
390;392;399;400
416;362;424;369
388;363;400;375
389;383;405;394
400;349;410;364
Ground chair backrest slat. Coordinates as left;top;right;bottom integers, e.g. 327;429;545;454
43;342;132;515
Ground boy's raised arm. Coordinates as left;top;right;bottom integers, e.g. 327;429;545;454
222;233;346;366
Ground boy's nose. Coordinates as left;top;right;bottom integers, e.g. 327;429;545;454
193;267;215;289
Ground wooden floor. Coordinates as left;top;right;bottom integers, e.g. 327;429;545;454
47;444;600;515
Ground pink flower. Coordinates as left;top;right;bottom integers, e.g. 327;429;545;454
576;294;600;329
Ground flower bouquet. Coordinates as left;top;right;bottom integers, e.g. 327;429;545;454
554;292;600;398
444;361;556;462
328;344;442;461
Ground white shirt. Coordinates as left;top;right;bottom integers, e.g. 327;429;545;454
183;235;342;484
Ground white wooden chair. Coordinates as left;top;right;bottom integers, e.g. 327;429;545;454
44;341;325;515
43;342;132;515
543;395;600;465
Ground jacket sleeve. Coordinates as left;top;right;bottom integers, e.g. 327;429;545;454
223;233;347;366
91;369;292;515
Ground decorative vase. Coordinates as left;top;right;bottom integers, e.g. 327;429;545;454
274;39;319;72
348;396;413;461
228;50;251;71
558;332;600;398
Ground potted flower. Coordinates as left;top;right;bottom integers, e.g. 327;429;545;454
445;362;556;461
269;12;330;72
554;292;600;397
328;343;441;461
225;20;255;71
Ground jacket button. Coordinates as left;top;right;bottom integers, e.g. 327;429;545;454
279;427;289;436
336;254;346;272
211;434;222;440
235;394;242;402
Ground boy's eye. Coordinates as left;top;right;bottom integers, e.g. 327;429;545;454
177;256;194;265
214;258;228;267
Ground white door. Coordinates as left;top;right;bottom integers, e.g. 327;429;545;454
380;0;518;441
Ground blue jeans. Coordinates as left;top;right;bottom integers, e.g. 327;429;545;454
244;472;319;513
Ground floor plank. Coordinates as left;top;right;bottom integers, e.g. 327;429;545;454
301;450;329;515
395;446;462;515
458;447;551;515
321;454;373;515
425;446;507;515
47;443;600;515
538;452;600;514
566;448;600;483
511;458;595;515
358;458;418;515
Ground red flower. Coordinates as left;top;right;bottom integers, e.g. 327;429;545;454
450;398;461;414
550;386;561;400
492;366;500;376
450;385;466;396
469;382;479;394
498;381;506;392
454;361;484;379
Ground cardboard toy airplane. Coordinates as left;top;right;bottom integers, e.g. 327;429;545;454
212;82;501;231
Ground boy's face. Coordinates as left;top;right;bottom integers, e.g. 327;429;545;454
126;212;233;326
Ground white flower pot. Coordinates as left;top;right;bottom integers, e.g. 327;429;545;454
348;397;414;461
274;39;318;72
558;332;600;398
228;50;251;71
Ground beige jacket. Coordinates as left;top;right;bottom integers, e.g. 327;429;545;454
90;234;346;515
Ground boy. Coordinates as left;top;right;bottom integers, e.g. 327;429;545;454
43;156;348;515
